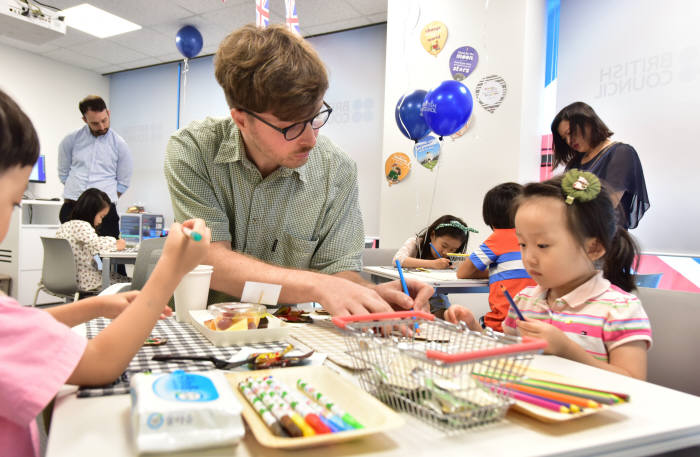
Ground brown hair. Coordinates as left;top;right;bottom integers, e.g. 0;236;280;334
214;24;328;121
0;89;40;174
514;175;638;292
79;95;107;115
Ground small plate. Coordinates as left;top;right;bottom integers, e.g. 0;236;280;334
190;309;290;346
226;365;404;449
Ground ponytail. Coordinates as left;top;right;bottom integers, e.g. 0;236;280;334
603;227;639;292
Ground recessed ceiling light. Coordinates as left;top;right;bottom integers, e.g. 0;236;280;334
61;3;141;38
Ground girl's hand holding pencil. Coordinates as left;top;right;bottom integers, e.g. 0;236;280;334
160;219;211;278
516;319;571;356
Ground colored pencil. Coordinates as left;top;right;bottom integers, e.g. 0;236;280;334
478;374;615;405
524;378;627;402
477;376;581;412
394;259;410;296
488;384;573;413
429;242;442;258
182;226;202;241
500;284;525;320
499;380;600;409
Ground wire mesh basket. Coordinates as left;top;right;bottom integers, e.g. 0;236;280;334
446;252;468;263
333;311;546;430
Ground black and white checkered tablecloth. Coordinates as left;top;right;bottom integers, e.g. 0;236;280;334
77;317;286;398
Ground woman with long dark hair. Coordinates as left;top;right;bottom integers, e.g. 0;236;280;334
551;101;650;229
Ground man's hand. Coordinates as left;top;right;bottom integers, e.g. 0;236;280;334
374;279;434;312
315;275;396;316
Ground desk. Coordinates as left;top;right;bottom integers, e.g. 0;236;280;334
363;265;489;294
46;353;700;457
100;251;138;289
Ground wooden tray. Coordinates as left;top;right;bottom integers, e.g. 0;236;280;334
226;365;404;449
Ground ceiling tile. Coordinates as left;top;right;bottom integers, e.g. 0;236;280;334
367;12;388;23
96;64;124;75
1;0;388;72
344;0;388;16
70;40;149;64
198;3;255;30
295;0;362;27
108;27;174;58
43;47;108;71
303;17;372;36
43;28;95;48
69;0;194;27
156;51;190;64
172;0;248;15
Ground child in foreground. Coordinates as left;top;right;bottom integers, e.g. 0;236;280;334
0;89;212;457
453;182;536;331
447;171;651;379
56;187;128;291
506;170;651;378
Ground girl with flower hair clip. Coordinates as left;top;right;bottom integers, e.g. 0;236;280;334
501;169;652;379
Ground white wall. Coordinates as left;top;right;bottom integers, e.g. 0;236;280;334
558;0;700;256
380;0;547;249
0;43;109;199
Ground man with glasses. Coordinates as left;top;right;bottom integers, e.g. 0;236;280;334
164;24;433;316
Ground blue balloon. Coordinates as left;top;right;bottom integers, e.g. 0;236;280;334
421;80;473;137
175;25;203;58
395;89;431;141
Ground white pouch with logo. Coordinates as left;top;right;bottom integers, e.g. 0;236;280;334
130;370;244;453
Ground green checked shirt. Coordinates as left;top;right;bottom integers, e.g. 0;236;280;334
164;117;365;276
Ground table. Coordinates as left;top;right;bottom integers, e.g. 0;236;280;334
363;265;489;294
46;352;700;457
100;251;138;289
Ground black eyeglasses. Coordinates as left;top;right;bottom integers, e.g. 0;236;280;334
240;101;333;141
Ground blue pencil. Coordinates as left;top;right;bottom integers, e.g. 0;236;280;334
500;284;525;320
429;242;442;258
394;259;410;296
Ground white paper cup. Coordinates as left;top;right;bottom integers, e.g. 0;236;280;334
173;264;213;323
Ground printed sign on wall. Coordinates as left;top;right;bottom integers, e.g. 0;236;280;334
420;21;448;56
413;135;441;171
475;74;507;113
449;46;479;81
385;152;411;186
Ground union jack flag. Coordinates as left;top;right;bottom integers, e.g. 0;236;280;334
256;0;269;28
285;0;300;35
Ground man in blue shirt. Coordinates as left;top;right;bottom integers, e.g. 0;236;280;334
58;95;132;238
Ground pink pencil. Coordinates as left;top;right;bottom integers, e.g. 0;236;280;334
491;385;571;413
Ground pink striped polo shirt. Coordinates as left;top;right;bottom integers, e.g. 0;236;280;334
503;271;652;362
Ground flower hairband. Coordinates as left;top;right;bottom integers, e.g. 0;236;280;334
435;221;479;234
562;169;601;205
